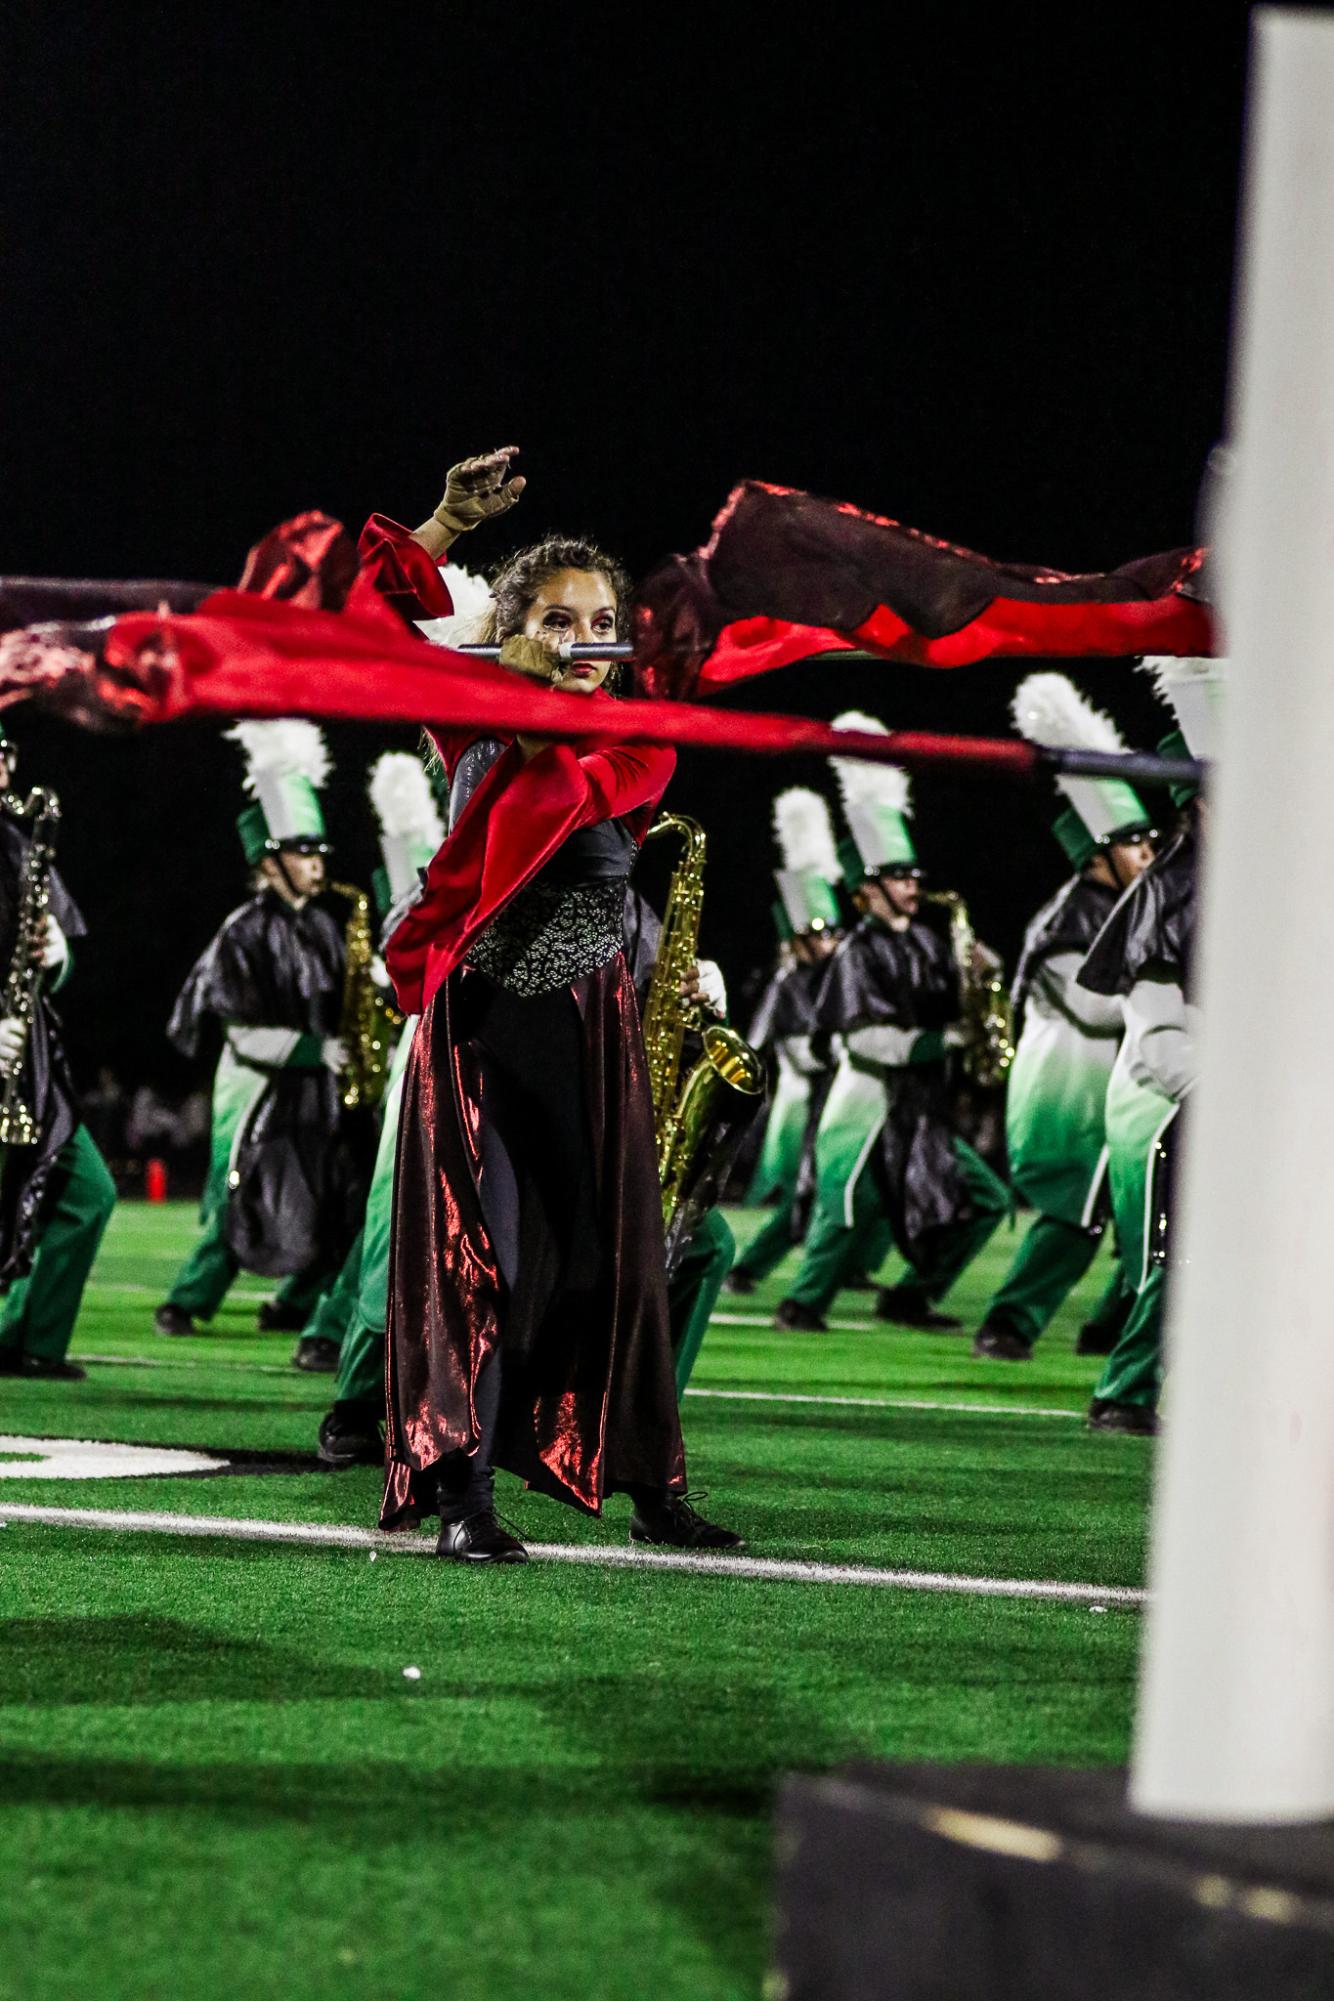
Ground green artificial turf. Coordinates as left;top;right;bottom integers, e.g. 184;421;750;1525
0;1202;1153;2001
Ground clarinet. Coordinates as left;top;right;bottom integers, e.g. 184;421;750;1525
0;788;61;1147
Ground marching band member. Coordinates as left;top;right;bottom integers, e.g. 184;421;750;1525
622;884;741;1395
315;751;445;1464
776;716;1008;1333
155;723;368;1358
0;725;116;1379
972;675;1156;1361
727;788;844;1296
1075;656;1218;1432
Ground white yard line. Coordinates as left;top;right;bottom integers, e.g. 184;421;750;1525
712;1310;995;1336
686;1388;1083;1422
0;1502;1146;1607
80;1352;301;1378
73;1351;1083;1421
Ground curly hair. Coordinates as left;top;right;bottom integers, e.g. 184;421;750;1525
471;534;634;644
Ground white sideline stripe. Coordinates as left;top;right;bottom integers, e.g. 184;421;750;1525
82;1352;301;1379
712;1311;1013;1337
686;1388;1082;1422
0;1503;1147;1606
90;1282;267;1297
74;1351;1082;1422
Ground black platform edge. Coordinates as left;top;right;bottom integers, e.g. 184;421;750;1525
773;1764;1334;2000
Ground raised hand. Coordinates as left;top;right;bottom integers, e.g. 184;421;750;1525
433;446;527;537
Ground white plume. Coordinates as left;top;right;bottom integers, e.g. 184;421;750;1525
1139;654;1224;697
368;753;445;846
1010;673;1126;752
772;788;840;877
425;562;496;647
227;719;330;793
829;710;910;817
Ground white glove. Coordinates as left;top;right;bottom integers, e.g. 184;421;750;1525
0;1017;26;1068
41;915;68;972
321;1036;348;1072
696;959;728;1016
942;1022;973;1051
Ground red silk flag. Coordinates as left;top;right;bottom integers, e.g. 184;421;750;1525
634;481;1213;697
0;512;1039;774
0;500;1203;781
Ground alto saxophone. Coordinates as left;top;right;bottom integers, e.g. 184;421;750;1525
330;883;400;1111
641;815;765;1267
926;889;1016;1089
0;787;61;1147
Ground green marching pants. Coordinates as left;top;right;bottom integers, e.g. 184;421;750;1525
738;1199;892;1290
0;1124;116;1364
787;1140;1007;1318
669;1207;735;1397
1092;1265;1164;1408
734;1197;803;1284
981;1213;1127;1349
303;1229;364;1356
166;1205;329;1325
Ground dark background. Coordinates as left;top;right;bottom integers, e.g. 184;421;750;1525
1;6;1251;1097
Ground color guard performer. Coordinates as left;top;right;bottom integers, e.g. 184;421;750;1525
366;455;741;1561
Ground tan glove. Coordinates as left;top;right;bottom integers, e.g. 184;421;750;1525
433;446;526;535
498;634;558;682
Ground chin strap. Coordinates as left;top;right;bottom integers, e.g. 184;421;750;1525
271;852;309;907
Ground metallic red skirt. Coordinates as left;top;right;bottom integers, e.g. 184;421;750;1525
380;952;686;1527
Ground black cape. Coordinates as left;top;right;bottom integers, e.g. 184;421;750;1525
816;915;970;1262
1079;827;1199;1000
747;957;829;1236
169;889;370;1276
0;819;88;1283
1078;826;1200;1263
1012;873;1121;1013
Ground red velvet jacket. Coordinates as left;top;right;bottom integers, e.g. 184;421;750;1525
359;515;675;1013
385;730;674;1015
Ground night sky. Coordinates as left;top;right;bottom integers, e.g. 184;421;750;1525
2;8;1250;1094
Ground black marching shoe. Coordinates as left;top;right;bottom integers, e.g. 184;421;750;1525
774;1298;827;1332
972;1322;1033;1362
1087;1398;1159;1436
723;1269;757;1296
843;1271;877;1292
292;1334;340;1373
154;1303;198;1338
436;1509;529;1565
316;1403;384;1469
629;1493;746;1551
16;1356;87;1380
258;1299;309;1333
874;1286;961;1331
1075;1321;1120;1356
